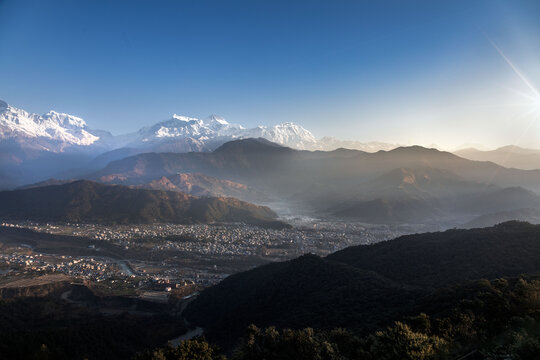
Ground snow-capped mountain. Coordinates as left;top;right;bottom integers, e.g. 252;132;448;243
0;100;106;152
128;115;402;153
236;122;318;150
135;114;241;143
128;114;320;151
0;99;402;188
0;99;398;154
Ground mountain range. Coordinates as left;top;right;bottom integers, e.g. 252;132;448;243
0;100;397;187
89;138;540;227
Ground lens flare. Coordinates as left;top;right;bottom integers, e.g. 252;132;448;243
488;39;540;118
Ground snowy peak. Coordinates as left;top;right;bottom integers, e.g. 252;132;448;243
138;115;212;142
207;114;229;126
136;114;236;143
171;114;199;122
131;112;319;150
42;110;88;129
238;122;318;149
0;100;100;148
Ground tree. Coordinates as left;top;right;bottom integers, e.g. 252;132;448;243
133;339;225;360
231;325;342;360
370;322;448;360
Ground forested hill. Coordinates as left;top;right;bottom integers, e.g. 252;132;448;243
185;253;420;346
327;221;540;287
185;221;540;349
0;180;283;227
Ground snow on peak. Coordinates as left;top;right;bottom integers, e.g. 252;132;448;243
1;101;398;153
43;110;87;129
137;113;238;143
207;114;229;126
133;113;319;149
0;101;99;147
172;114;199;122
236;122;317;149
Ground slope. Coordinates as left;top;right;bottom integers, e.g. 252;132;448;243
0;180;282;226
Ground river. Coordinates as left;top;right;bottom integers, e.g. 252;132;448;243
167;294;204;345
169;327;204;346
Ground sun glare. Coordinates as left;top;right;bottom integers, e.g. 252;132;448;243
489;39;540;123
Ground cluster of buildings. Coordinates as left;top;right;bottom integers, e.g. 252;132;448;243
0;220;418;297
6;221;411;259
0;252;126;281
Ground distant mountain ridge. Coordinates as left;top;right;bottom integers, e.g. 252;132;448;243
455;145;540;170
0;180;284;227
91;138;540;226
94;139;540;191
143;173;269;202
19;173;269;203
17;138;539;227
463;208;540;229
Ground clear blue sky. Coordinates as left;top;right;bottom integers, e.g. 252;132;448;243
1;0;540;148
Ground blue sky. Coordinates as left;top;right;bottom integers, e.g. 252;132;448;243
1;0;540;148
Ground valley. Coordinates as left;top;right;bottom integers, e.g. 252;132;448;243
0;217;414;358
0;219;410;288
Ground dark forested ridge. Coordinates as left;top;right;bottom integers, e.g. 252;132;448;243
0;180;284;227
327;221;540;287
185;254;420;347
184;221;540;355
0;294;186;360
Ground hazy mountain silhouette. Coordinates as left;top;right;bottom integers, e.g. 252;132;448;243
143;173;269;202
463;208;540;229
94;140;540;190
90;139;540;225
0;180;282;226
455;145;540;170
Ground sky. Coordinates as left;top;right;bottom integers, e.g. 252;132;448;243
1;0;540;149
